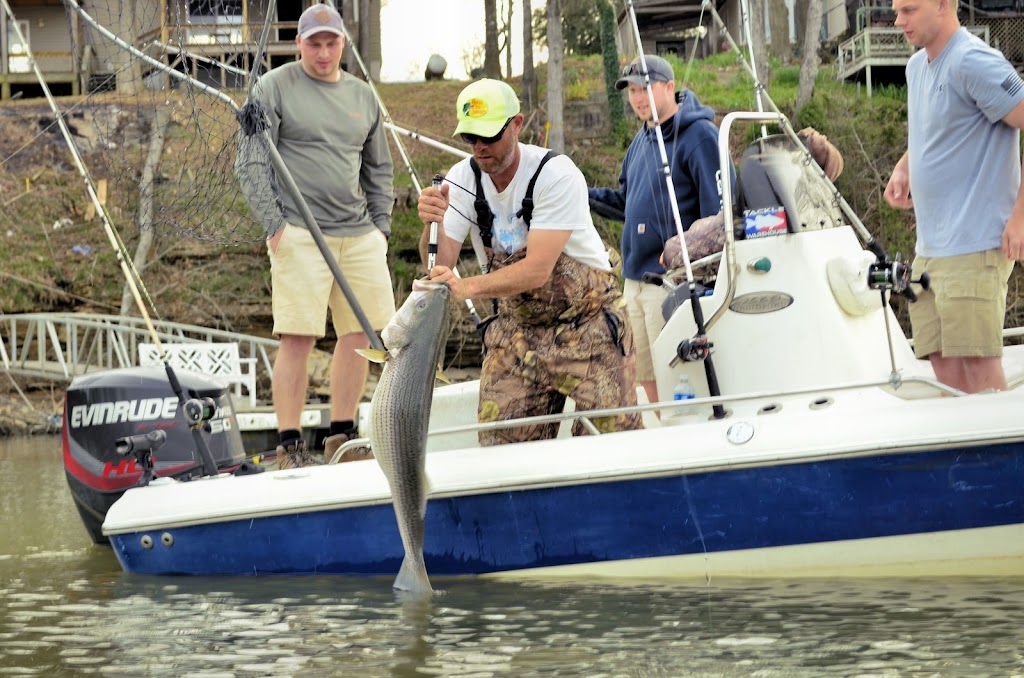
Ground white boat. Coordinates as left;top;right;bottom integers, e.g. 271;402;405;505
83;111;1024;579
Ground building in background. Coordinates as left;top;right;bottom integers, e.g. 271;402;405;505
0;0;381;100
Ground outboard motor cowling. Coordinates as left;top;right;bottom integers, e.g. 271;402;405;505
63;366;247;544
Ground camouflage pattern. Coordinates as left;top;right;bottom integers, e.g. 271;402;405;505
477;248;644;446
663;212;725;271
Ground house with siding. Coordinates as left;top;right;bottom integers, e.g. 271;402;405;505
617;0;852;65
1;0;369;100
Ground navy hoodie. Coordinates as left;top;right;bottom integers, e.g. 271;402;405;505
590;90;725;281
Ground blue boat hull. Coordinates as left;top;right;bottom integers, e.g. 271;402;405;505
109;441;1024;577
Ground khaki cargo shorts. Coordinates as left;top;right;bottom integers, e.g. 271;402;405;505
622;278;669;382
908;248;1014;359
269;224;396;338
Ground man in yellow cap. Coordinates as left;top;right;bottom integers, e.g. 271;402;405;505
417;79;643;445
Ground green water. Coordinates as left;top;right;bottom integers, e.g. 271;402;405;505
2;435;1023;677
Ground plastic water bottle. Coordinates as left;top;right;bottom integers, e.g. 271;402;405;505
673;374;695;401
664;374;697;426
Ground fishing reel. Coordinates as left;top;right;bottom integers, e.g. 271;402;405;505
183;397;217;427
675;335;713;363
867;253;929;303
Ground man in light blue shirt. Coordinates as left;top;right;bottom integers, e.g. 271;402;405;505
885;0;1024;392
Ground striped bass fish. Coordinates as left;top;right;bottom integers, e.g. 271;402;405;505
365;280;452;594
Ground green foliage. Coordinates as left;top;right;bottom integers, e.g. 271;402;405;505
598;0;626;135
564;78;592;101
772;65;801;87
532;0;603;55
702;51;741;68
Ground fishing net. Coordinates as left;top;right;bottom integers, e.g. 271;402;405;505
62;0;290;245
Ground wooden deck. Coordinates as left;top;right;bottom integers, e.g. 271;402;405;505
837;25;991;96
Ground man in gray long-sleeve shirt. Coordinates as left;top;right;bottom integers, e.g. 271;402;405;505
245;3;395;469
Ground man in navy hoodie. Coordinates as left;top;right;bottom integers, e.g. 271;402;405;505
589;54;723;405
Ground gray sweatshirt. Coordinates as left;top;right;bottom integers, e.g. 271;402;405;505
246;61;394;238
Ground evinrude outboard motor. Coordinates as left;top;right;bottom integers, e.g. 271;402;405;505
63;366;248;544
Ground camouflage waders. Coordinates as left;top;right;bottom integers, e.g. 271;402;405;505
478;248;644;446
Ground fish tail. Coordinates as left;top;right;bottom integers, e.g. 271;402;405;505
394;555;433;595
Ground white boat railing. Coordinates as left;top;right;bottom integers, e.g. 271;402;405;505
327;374;975;464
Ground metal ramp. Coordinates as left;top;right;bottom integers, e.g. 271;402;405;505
0;313;277;397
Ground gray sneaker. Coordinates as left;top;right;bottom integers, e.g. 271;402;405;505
324;432;374;463
276;438;313;470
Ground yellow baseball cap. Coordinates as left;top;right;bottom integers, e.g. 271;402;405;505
453;79;521;138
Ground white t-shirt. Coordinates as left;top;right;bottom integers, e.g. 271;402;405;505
443;144;611;272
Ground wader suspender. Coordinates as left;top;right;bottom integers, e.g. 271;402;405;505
469;149;560;252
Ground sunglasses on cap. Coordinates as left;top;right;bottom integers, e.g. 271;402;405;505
461;117;514;146
622;62;645;77
621;61;668;80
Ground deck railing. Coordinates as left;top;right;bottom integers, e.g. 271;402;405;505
0;313;277;390
837;25;990;95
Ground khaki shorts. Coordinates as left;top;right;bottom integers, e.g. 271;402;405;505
908;248;1014;359
623;278;669;382
269;224;396;338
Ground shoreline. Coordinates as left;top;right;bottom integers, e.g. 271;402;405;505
0;391;61;436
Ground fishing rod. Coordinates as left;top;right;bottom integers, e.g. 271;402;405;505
384;123;470;159
427;175;442;272
152;40;249;77
3;1;158;329
327;1;423;193
625;0;726;419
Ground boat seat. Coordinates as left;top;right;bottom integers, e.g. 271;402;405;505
736;134;844;237
138;342;258;408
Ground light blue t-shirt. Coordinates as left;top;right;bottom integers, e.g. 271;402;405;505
907;28;1024;257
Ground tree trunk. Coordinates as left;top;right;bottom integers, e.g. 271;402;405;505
769;0;791;60
121;107;171;315
522;0;537;112
115;0;142;94
356;0;370;79
746;0;772;91
546;0;564;152
504;0;513;84
484;0;501;79
794;0;809;50
366;0;382;82
795;0;823;112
